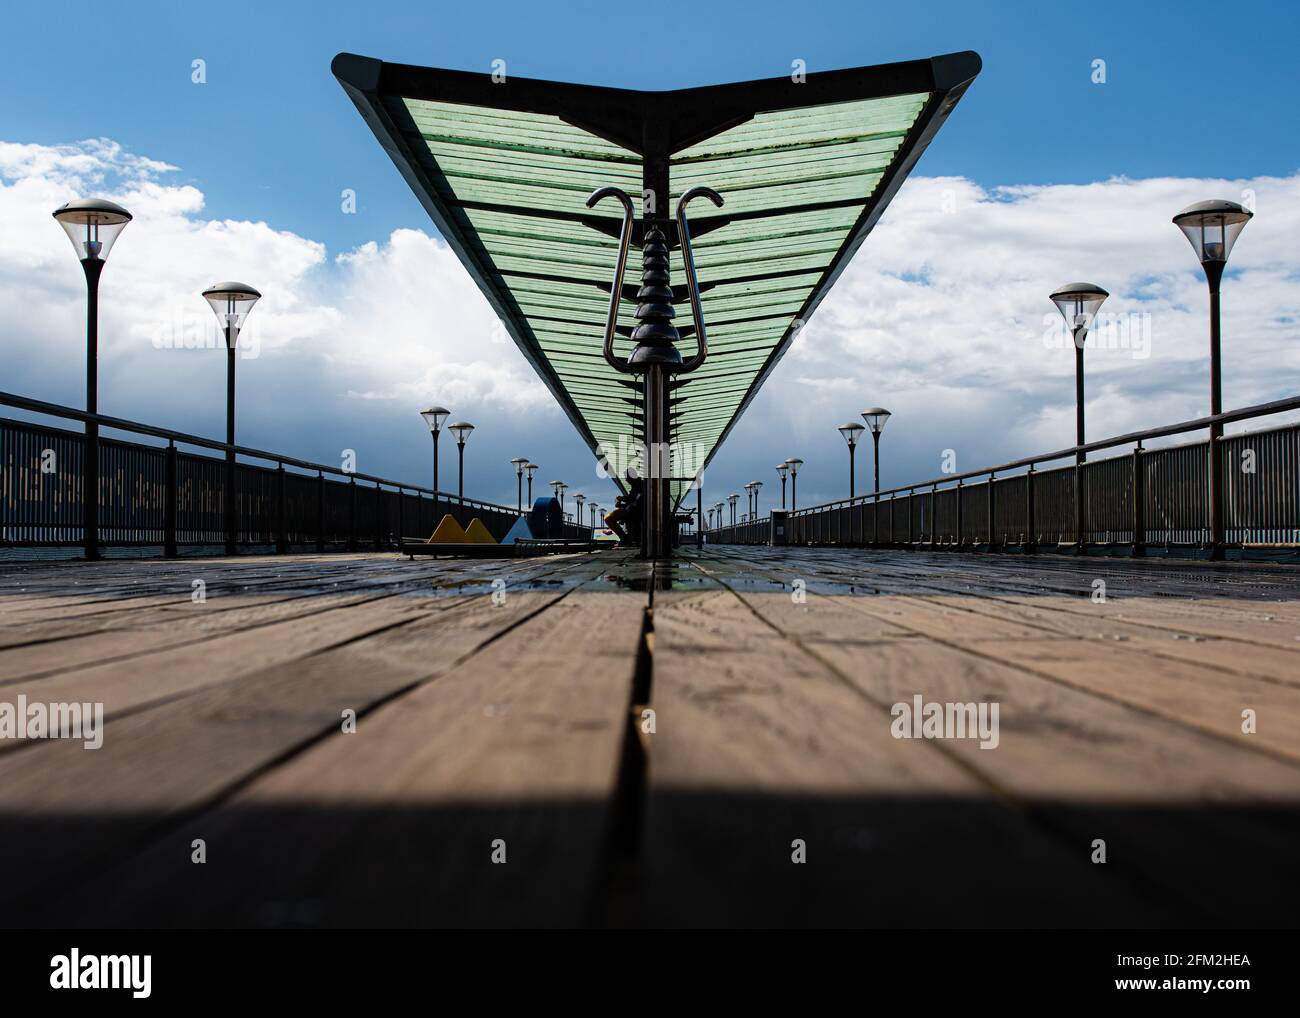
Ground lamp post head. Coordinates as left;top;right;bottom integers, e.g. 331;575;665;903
861;408;892;436
1049;283;1108;335
776;462;789;480
511;456;528;476
53;198;132;262
420;406;450;434
838;422;865;448
525;463;538;479
751;480;763;491
1173;199;1252;267
448;421;474;446
785;458;803;476
201;282;261;347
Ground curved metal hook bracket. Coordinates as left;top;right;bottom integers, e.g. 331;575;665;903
586;186;636;374
675;186;724;374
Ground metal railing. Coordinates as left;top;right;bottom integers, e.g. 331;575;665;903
0;392;590;554
705;395;1300;559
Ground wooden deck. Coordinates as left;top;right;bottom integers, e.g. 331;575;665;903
1;546;1297;928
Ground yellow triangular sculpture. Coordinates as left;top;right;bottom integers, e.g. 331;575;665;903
464;518;497;544
427;514;467;543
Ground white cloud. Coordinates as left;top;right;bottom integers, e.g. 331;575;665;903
2;136;1296;511
743;170;1300;506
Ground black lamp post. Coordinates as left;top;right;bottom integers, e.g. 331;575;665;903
448;421;474;502
786;458;803;511
776;462;789;508
202;282;262;556
574;492;585;524
1049;285;1109;465
420;406;449;492
511;457;528;512
752;480;763;519
53;198;132;561
1173;199;1253;559
525;462;537;505
590;503;599;528
860;408;891;494
838;422;865;497
728;493;738;526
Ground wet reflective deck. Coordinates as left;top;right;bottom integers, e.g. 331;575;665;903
1;547;1297;928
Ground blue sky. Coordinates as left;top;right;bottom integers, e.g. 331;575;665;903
7;0;1297;253
2;0;1298;513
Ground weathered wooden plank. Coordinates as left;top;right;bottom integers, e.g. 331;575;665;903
29;561;647;927
640;585;1154;927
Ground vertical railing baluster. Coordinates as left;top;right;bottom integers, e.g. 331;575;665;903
276;463;288;554
987;473;996;550
316;471;326;553
164;439;178;558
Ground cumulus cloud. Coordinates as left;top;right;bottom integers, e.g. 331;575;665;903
737;171;1300;507
1;135;1296;512
0;136;560;500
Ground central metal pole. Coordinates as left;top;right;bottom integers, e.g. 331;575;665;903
432;430;440;493
849;443;857;499
516;472;523;513
1074;330;1086;464
696;480;703;549
225;333;237;556
457;442;465;502
872;431;881;495
1206;261;1225;559
82;258;103;561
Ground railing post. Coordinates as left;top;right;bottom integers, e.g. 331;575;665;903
349;476;358;551
1075;459;1087;555
163;440;178;558
276;463;288;554
1132;443;1146;557
1209;432;1225;559
1025;466;1036;554
987;473;996;550
955;479;963;551
316;471;326;553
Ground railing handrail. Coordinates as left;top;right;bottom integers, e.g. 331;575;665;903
780;393;1300;519
0;390;529;520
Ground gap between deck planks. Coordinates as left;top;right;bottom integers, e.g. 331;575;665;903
2;552;649;927
1;547;1297;927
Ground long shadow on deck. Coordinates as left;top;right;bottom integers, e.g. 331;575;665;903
0;795;1295;928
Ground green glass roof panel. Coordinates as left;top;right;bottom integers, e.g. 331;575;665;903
335;51;980;505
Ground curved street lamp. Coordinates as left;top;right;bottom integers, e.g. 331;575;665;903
53;198;132;560
776;462;789;509
511;457;528;512
202;281;262;555
860;408;892;494
420;406;450;493
785;458;803;511
448;421;474;502
1173;200;1252;557
838;422;865;498
1049;285;1108;465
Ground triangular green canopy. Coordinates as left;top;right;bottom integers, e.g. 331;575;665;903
334;52;980;504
